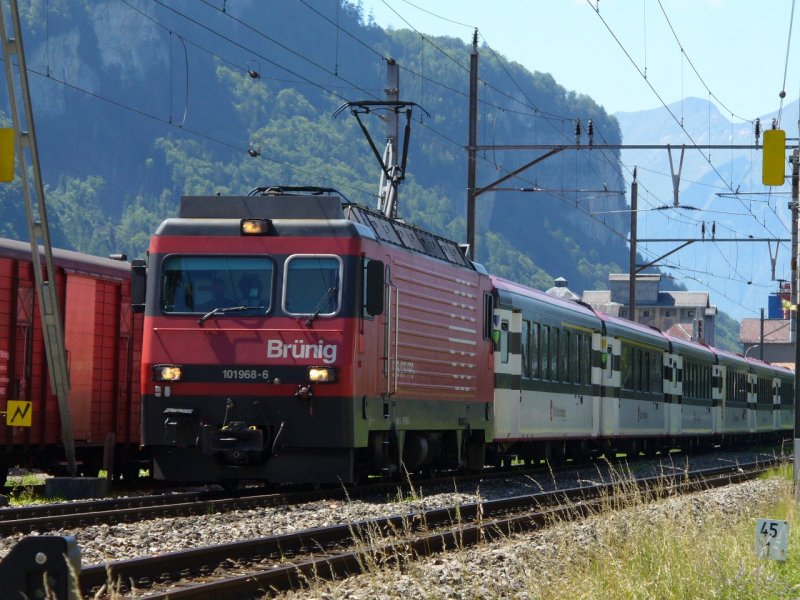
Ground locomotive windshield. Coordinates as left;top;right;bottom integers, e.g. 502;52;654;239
283;255;342;316
161;255;273;314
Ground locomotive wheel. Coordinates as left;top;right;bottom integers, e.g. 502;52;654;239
221;479;240;492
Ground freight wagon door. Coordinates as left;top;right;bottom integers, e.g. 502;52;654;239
64;275;96;440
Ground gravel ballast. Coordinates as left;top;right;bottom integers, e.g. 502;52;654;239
0;449;787;597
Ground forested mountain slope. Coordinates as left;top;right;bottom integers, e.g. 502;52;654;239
1;1;743;351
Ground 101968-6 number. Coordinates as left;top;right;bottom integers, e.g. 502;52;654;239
222;369;270;381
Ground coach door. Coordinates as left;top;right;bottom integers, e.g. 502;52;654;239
772;378;781;430
712;365;723;435
493;308;521;438
665;354;682;435
592;334;619;437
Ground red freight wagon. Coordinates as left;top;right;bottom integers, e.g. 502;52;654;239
0;238;144;482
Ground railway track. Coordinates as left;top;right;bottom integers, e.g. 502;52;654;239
0;452;641;535
0;487;276;536
0;446;782;536
63;457;780;599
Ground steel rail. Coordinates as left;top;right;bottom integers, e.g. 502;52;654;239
0;450;665;536
77;458;783;599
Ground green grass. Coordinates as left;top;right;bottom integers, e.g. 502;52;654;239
533;487;799;599
3;471;46;505
280;466;800;600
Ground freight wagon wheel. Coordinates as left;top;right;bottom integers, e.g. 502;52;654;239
82;455;103;478
119;464;141;484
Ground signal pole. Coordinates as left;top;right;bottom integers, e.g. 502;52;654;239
466;29;478;260
0;0;75;475
792;147;800;499
628;169;638;321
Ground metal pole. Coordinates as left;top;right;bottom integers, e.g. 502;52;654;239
791;147;800;498
0;0;75;475
759;308;764;361
384;59;399;219
466;29;478;260
629;170;638;322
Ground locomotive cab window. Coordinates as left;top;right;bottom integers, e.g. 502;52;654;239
284;255;342;316
161;255;273;314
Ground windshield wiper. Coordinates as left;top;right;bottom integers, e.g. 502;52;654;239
305;287;337;326
198;305;263;325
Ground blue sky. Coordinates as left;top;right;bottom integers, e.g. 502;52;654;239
354;1;800;321
355;0;798;121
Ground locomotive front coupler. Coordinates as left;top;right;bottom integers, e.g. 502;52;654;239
294;384;315;415
200;421;264;455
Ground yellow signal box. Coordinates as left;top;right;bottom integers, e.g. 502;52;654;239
0;128;12;182
762;129;786;186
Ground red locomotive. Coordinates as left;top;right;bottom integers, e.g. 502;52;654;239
0;238;143;482
136;188;494;484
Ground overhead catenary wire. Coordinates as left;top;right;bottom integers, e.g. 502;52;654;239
777;0;797;125
29;1;792;314
656;0;751;123
152;0;382;102
589;0;789;245
299;0;627;241
276;0;800;300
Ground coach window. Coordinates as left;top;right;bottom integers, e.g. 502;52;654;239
521;320;531;378
576;334;588;384
541;326;550;380
621;343;634;390
636;348;644;391
550;327;559;381
684;362;692;397
759;377;769;404
570;332;579;384
284;255;342;316
560;330;569;383
582;335;591;384
161;255;273;314
649;351;662;393
530;323;540;378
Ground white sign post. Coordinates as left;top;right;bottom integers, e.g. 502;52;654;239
755;519;789;561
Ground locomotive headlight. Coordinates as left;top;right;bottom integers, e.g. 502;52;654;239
308;367;336;383
240;218;272;235
154;365;182;382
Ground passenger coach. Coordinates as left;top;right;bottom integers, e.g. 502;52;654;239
134;187;793;486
